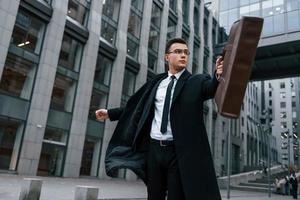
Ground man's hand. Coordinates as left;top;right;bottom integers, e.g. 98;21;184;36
95;109;109;120
215;56;223;77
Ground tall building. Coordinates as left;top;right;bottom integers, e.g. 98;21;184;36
215;0;300;172
263;78;300;166
0;0;224;179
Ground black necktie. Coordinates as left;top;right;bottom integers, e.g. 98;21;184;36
161;75;176;134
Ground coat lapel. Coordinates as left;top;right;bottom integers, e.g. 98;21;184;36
171;70;191;108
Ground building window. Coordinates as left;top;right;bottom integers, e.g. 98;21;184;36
269;100;272;106
182;0;189;24
0;117;24;170
203;55;208;74
287;10;300;31
121;68;136;106
11;9;46;55
38;126;67;176
127;1;144;59
0;54;37;100
269;91;272;97
281;122;287;129
94;55;113;86
167;17;177;40
204;19;208;46
280;92;286;98
280;102;286;108
101;0;121;45
193;6;200;36
280;82;285;89
169;0;177;12
50;74;77;113
148;2;162;71
292;101;296;107
292;91;296;97
280;112;287;119
67;0;91;26
192;43;200;74
293;112;297;118
58;34;83;72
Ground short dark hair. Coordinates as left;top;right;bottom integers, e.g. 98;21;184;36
165;38;188;54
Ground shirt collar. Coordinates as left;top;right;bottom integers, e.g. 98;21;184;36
168;68;186;80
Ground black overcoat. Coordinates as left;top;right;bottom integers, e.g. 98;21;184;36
105;70;221;200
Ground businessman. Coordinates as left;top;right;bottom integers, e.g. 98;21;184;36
96;38;223;200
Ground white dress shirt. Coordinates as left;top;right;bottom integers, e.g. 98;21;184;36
150;69;186;141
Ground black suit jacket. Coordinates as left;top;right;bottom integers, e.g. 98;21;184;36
105;70;221;200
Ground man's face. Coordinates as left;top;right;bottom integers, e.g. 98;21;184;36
165;43;189;71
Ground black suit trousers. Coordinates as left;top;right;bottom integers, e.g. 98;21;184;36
146;139;185;200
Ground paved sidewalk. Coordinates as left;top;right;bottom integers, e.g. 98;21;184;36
0;174;296;200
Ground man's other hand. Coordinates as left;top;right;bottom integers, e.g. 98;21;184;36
95;109;109;120
215;56;223;77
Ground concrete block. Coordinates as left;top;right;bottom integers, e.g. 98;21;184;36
19;178;43;200
74;186;99;200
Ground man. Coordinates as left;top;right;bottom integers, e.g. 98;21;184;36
96;38;223;200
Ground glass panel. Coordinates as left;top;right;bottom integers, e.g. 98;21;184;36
0;54;36;100
102;0;121;22
127;38;139;59
262;16;273;35
193;44;200;63
122;69;136;98
67;0;89;25
0;117;23;170
229;0;238;9
148;52;157;71
228;8;238;27
151;3;162;28
58;34;83;72
50;74;77;113
131;0;144;11
127;11;142;38
273;14;284;33
101;20;117;45
94;55;113;86
262;0;273;17
287;0;299;11
220;0;229;11
38;142;65;176
167;18;177;39
287;11;300;31
219;11;229;27
80;137;101;176
43;126;68;143
194;7;200;35
240;5;250;17
249;3;259;16
182;0;189;24
89;90;108;120
148;26;160;52
12;9;45;54
169;0;177;12
240;0;249;6
204;20;208;46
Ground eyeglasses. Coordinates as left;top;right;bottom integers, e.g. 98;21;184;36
168;49;190;55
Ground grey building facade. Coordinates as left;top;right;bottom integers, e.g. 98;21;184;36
0;0;224;179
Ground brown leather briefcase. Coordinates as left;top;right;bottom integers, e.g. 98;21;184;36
214;16;264;118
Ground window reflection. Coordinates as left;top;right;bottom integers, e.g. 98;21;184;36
169;0;177;12
50;74;76;113
58;34;83;72
0;54;36;100
122;69;136;105
94;55;113;86
167;18;177;40
0;117;24;170
67;0;90;26
102;0;120;22
11;9;45;55
182;0;189;24
101;0;120;45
